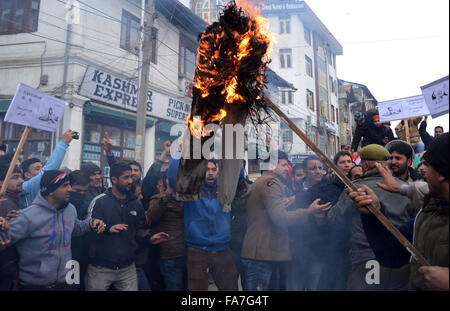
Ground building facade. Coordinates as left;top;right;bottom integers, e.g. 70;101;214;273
338;79;378;148
188;0;343;159
0;0;203;173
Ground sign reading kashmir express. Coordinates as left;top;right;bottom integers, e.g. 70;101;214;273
79;66;191;123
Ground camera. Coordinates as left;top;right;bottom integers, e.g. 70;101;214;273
72;132;80;140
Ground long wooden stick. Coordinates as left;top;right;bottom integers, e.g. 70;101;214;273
264;96;430;266
0;126;31;196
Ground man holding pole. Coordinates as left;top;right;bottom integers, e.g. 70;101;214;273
326;144;416;290
348;133;449;291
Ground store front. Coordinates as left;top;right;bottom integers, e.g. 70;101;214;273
78;66;191;170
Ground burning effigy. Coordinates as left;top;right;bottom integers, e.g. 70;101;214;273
175;0;273;210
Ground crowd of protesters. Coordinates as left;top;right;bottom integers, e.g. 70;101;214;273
0;110;448;291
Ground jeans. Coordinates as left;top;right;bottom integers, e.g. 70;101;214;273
231;247;246;291
241;258;287;291
413;142;425;153
160;257;188;291
136;268;151;291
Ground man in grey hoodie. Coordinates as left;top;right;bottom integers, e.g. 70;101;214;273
0;170;105;290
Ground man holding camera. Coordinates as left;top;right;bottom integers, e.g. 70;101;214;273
19;129;77;209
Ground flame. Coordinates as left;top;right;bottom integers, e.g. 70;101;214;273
188;0;273;139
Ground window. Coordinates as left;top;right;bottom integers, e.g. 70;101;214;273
306;89;314;111
304;26;311;46
1;121;52;162
331;105;335;123
179;37;197;78
336;107;339;123
328;50;333;66
120;9;158;62
281;90;293;105
0;0;40;35
305;55;313;77
279;16;290;34
280;49;292;68
83;121;137;169
329;76;336;94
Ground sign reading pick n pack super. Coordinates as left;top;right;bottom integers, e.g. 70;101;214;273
79;66;192;124
5;84;66;132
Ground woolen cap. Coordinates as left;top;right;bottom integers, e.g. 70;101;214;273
80;162;101;177
359;144;391;161
40;170;70;197
422;132;449;180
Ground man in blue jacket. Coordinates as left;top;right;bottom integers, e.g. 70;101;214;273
168;153;238;291
19;129;76;209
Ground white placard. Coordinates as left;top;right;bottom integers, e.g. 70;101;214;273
378;95;430;122
4;84;67;132
421;76;449;119
79;66;192;124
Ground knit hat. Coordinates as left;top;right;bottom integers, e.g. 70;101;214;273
423;132;449;180
40;170;70;197
359;144;391;161
354;112;365;124
80;162;101;177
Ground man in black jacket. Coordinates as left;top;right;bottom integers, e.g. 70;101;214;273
419;116;444;150
85;162;168;291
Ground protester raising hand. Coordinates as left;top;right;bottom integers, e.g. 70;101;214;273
62;129;76;144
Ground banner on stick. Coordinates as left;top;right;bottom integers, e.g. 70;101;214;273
378;95;430;122
421;75;449;119
4;84;66;132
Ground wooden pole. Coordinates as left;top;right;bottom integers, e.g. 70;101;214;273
404;120;411;145
0;126;31;196
264;96;430;266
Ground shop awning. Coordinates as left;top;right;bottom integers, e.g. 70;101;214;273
84;101;155;129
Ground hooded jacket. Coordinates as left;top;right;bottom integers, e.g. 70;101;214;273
87;189;146;269
0;193;91;287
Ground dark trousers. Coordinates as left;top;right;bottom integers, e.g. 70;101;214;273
241;258;288;291
187;247;238;291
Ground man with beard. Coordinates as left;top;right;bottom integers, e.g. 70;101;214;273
386;140;423;182
80;162;103;208
0;170;105;290
86;162;169;291
167;158;239;291
241;153;331;291
128;161;143;185
0;162;24;290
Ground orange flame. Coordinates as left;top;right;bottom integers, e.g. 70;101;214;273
189;0;273;139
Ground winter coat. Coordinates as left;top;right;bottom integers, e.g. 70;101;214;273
167;155;233;252
361;197;448;291
241;171;316;262
351;122;387;151
87;189;146;269
19;141;69;209
0;191;20;278
327;169;416;266
395;117;423;146
289;178;346;259
147;192;186;260
418;120;434;150
229;177;252;253
0;193;91;287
